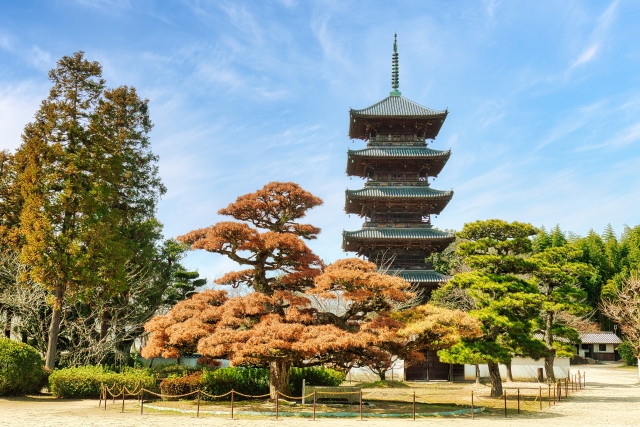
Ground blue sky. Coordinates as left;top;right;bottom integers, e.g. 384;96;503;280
1;0;640;280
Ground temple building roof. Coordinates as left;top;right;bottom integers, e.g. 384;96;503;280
346;186;453;199
346;146;450;178
350;95;447;118
343;227;454;240
393;270;448;283
348;146;450;158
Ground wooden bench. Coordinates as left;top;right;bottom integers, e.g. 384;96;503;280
303;386;361;404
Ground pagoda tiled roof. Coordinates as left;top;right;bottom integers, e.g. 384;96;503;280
346;186;453;199
343;228;454;240
351;95;447;118
348;146;450;158
393;269;448;283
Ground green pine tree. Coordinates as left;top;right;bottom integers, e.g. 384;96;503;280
435;219;543;397
530;246;595;382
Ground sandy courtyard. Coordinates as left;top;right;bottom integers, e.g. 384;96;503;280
1;363;638;427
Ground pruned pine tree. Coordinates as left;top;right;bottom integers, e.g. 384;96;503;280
530;246;595;383
436;219;543;397
143;183;421;398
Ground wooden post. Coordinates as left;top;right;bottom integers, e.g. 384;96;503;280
121;388;125;413
197;390;201;418
471;391;474;420
231;390;234;419
276;390;279;420
565;378;568;396
302;379;306;405
412;391;416;421
313;391;316;421
517;388;520;415
360;389;363;421
539;387;542;411
578;371;581;389
548;385;551;407
99;384;103;408
503;390;507;418
104;389;108;410
558;382;561;401
140;389;144;415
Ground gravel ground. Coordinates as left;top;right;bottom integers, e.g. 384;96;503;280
1;363;638;427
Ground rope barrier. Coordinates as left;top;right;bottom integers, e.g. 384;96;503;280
140;388;199;399
231;391;271;398
277;391;315;400
199;390;233;399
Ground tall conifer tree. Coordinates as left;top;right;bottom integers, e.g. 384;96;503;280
13;52;165;369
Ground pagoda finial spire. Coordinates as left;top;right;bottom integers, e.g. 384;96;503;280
391;33;401;96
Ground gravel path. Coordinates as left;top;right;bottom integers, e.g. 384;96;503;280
1;363;638;427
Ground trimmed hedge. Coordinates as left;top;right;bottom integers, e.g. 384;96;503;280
49;366;156;398
201;367;270;399
159;372;202;397
289;367;345;396
0;339;45;396
158;366;346;400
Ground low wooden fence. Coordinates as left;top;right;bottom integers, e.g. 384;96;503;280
99;370;587;420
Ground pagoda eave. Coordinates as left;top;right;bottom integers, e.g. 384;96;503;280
346;158;449;178
349;116;447;141
344;198;451;216
342;228;454;255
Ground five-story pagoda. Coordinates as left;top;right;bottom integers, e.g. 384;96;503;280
342;35;454;296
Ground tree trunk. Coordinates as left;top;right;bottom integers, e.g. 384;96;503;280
505;360;514;382
378;370;386;381
544;353;556;384
544;311;556;383
269;359;291;399
100;309;111;341
45;288;64;370
487;361;503;397
475;364;481;384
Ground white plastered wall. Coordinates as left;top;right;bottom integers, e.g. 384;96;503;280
463;357;570;381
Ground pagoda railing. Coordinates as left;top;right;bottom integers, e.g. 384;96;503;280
365;180;430;186
369;134;425;143
363;222;433;228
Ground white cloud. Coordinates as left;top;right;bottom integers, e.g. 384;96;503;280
0;82;47;151
570;43;599;68
566;1;618;72
577;122;640;151
72;0;131;11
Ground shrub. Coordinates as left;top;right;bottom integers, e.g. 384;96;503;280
0;339;45;396
154;366;346;400
201;367;269;400
289;367;346;396
618;341;638;366
159;372;202;398
150;363;187;378
49;366;156;398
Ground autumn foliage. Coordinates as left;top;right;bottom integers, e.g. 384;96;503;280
143;182;479;396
